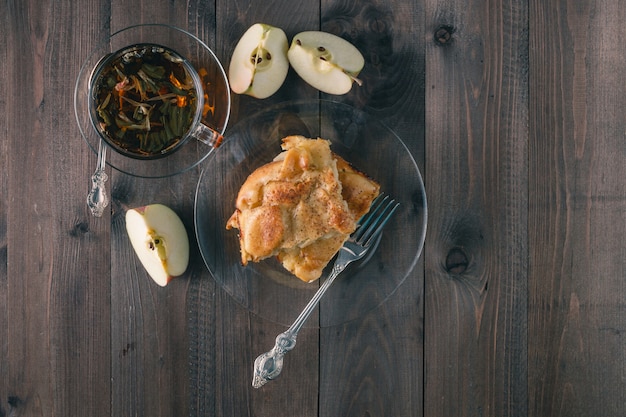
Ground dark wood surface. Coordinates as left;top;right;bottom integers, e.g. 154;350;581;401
1;0;625;416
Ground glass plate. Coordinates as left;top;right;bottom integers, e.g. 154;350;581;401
74;23;231;178
194;99;427;327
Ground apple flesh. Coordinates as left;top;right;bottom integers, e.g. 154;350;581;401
125;204;189;286
288;31;364;95
228;23;289;99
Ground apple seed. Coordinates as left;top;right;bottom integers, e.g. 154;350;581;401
250;48;273;68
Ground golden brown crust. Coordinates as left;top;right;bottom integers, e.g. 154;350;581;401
335;155;381;220
277;234;347;283
227;135;380;282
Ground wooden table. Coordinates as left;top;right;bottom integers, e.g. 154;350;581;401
2;0;625;416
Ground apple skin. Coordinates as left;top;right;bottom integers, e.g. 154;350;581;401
125;204;190;287
287;31;365;95
228;23;289;99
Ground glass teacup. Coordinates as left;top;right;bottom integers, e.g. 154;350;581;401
88;43;221;160
75;24;231;179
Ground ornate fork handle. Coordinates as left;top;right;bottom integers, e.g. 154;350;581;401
252;253;351;388
251;331;296;388
252;194;399;388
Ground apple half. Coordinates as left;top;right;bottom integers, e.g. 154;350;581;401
288;31;364;95
125;204;190;286
228;23;289;99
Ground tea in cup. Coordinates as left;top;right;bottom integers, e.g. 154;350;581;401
89;43;220;159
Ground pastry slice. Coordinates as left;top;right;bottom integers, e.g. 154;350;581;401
226;135;379;282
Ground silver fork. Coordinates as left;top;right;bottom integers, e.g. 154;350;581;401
252;194;400;388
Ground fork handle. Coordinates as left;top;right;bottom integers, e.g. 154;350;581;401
289;257;349;334
252;254;351;388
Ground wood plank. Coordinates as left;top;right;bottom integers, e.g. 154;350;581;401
317;0;427;416
424;0;529;416
528;1;626;415
0;1;10;415
3;0;112;415
182;1;318;416
4;3;53;409
186;5;223;417
106;3;198;417
187;1;324;416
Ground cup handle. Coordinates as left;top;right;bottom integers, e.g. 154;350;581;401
192;123;223;148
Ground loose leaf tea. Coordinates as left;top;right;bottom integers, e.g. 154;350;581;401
92;44;199;158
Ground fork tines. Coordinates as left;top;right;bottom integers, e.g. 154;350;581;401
353;193;400;246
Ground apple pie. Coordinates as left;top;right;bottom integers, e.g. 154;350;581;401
226;135;380;282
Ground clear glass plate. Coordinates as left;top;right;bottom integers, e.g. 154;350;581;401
194;100;427;327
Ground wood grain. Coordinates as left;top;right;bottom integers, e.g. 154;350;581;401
424;0;529;416
318;1;426;416
2;0;626;416
0;2;8;414
105;3;197;417
194;2;323;416
528;1;626;415
2;1;112;416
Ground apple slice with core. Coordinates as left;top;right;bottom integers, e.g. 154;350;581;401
228;23;289;99
288;31;365;95
125;204;189;286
